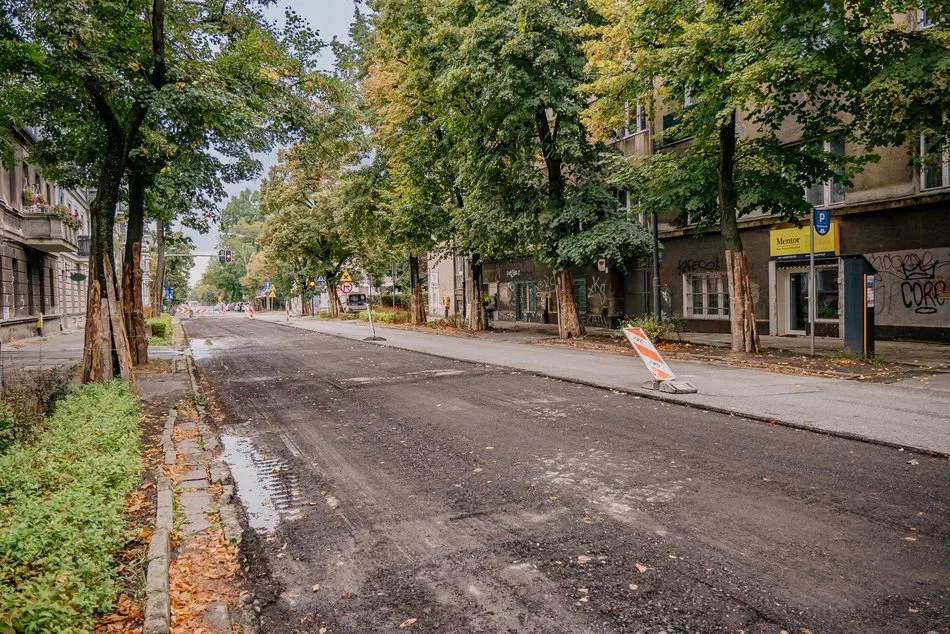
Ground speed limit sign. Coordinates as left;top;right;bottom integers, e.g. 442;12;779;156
339;281;354;293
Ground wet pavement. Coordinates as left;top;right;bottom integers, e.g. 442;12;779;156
186;317;950;634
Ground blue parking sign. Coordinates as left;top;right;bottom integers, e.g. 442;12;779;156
813;208;831;236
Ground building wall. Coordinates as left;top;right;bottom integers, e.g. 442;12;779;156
482;258;625;328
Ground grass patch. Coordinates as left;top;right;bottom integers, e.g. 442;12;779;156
148;335;175;347
0;382;141;632
146;312;173;339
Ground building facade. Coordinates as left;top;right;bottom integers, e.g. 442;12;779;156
0;129;88;342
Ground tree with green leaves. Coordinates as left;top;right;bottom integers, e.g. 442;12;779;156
2;0;327;381
583;0;880;351
437;0;651;338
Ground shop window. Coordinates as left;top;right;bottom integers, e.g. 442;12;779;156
805;139;846;207
815;268;839;320
920;134;949;190
684;272;729;319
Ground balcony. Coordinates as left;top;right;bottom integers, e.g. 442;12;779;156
22;207;79;253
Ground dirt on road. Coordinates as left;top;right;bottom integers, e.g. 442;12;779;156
186;317;950;634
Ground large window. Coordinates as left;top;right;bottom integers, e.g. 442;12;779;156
684;273;729;319
805;139;846;207
920;134;949;190
815;268;840;320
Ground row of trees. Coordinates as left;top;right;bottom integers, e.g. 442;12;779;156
208;0;947;350
1;0;334;381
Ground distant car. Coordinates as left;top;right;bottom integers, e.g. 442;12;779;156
344;293;368;313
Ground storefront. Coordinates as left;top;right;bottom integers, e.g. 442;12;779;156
768;223;842;337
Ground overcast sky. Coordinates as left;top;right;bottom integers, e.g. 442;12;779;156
184;0;358;285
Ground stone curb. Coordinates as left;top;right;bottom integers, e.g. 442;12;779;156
143;406;176;634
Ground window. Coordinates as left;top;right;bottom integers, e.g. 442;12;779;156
920;134;949;190
619;101;647;139
917;8;945;29
815;268;839;320
805;139;846;206
684;273;729;319
684;86;695;107
49;268;55;309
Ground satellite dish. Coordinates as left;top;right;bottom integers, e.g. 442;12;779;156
70;272;87;282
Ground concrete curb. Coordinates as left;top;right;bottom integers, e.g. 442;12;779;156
143;409;177;634
268;318;950;459
143;528;171;634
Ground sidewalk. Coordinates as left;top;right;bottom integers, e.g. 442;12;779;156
256;313;950;456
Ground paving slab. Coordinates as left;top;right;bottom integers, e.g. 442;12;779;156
179;490;215;534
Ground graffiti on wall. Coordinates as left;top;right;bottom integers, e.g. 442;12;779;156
867;248;950;324
678;257;721;275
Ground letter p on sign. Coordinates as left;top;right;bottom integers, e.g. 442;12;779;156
623;328;676;381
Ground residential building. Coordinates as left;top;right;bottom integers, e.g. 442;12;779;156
610;13;950;342
0;128;88;342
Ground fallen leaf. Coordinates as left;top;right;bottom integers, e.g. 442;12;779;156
312;584;321;592
908;607;919;614
635;562;648;573
907;459;919;465
576;555;591;565
319;628;328;634
904;536;918;542
399;618;418;628
628;584;638;590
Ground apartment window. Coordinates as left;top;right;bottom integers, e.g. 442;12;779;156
805;139;846;207
920;134;949;190
684;272;729;319
12;259;19;317
684;86;695;107
917;8;945;29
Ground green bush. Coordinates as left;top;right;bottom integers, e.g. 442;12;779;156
615;315;674;342
0;382;141;632
146;312;173;339
0;368;72;455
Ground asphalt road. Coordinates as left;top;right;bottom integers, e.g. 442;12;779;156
186;317;950;634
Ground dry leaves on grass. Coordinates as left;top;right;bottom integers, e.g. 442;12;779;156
96;593;144;633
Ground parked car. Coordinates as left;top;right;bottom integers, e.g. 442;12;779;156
344;293;368;313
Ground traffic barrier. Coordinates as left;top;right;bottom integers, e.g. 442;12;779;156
247;304;255;319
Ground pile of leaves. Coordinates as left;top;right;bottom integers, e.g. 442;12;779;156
0;382;142;632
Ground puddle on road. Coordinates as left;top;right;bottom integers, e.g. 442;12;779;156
220;434;301;533
190;336;243;360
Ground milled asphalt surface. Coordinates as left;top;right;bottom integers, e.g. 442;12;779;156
186;316;949;634
253;313;950;457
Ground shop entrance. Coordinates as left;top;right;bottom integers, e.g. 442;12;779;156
778;264;841;336
788;271;809;335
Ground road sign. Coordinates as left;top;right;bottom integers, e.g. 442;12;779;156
623;327;676;381
339;271;353;283
268;287;277;299
264;280;271;291
316;276;325;283
813;208;831;236
340;281;354;293
597;257;607;272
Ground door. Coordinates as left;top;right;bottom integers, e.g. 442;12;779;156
514;281;524;321
788;272;809;335
572;274;587;315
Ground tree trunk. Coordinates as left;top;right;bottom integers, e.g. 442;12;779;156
555;270;585;338
409;254;426;325
327;283;340;317
123;171;148;365
83;138;124;382
467;252;486;331
151;218;166;314
717;109;760;353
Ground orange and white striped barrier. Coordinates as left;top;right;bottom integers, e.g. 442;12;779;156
246;304;255;319
623;327;697;394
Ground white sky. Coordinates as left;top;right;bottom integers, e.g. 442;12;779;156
185;0;357;285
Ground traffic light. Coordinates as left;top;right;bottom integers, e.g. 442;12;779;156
218;249;225;263
307;277;316;288
224;249;233;264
